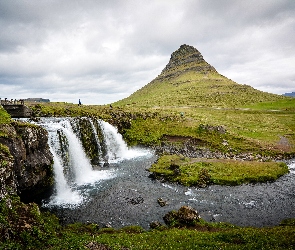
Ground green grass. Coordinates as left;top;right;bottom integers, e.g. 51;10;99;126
25;101;295;156
149;154;289;186
0;106;11;125
114;71;286;108
2;220;295;249
28;102;112;118
243;98;295;111
1;196;295;250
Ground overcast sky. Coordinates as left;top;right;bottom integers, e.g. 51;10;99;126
0;0;294;105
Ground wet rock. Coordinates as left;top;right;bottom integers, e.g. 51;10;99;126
163;206;201;227
0;122;54;203
178;206;201;222
128;196;144;205
150;221;163;229
157;198;167;207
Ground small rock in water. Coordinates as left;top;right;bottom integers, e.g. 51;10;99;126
163;205;201;227
157;198;167;207
128;196;144;205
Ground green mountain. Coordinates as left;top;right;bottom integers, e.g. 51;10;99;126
115;44;285;108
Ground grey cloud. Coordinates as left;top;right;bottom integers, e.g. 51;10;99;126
0;0;294;104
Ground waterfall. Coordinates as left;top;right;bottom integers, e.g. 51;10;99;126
99;119;150;162
99;120;129;162
32;117;151;207
48;145;83;205
59;120;97;185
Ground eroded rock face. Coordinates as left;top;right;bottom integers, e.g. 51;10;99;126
0;122;54;203
163;205;201;227
0;143;17;208
157;44;217;80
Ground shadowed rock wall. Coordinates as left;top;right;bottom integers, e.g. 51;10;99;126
2;104;33;118
0;122;54;203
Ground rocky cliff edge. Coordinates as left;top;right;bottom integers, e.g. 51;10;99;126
0;121;54;204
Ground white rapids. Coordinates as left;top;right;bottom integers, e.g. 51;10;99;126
32;117;151;207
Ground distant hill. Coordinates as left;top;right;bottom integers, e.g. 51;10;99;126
25;98;50;103
114;44;286;108
284;92;295;97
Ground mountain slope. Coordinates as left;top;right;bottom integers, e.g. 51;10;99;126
115;44;286;108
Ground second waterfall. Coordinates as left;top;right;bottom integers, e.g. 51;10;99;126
33;117;151;207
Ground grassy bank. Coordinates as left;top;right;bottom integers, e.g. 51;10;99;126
26;100;295;157
0;106;11;125
149;154;289;186
1;197;295;249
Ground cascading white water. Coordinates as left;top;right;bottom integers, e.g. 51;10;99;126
99;120;129;162
89;119;102;159
60;120;99;185
39;118;118;206
48;145;83;205
99;120;150;162
32;117;152;207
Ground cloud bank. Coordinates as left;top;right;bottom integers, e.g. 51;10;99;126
1;0;294;104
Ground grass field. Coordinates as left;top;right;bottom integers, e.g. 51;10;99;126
26;97;295;156
149;154;289;186
1;197;295;250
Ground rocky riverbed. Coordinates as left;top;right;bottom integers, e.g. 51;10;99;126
44;153;295;230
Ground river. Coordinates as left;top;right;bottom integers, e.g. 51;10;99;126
28;117;295;229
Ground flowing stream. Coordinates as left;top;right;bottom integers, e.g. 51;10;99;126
29;118;295;229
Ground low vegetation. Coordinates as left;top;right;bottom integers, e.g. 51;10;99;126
0;106;11;125
149;154;289;186
1;196;295;249
114;72;286;108
26;100;295;157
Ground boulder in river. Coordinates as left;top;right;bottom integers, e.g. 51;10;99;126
163;205;201;227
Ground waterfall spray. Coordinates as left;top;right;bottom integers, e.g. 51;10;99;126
31;117;151;206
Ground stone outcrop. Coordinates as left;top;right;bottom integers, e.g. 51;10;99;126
0;122;54;203
2;104;33;118
0;144;17;208
156;44;217;81
163;206;201;227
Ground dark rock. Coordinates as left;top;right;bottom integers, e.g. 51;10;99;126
85;242;111;250
128;196;144;205
0;122;54;203
149;221;163;229
157;198;167;207
163;206;201;227
177;206;201;223
2;104;33;118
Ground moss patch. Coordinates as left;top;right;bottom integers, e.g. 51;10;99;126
149;154;289;186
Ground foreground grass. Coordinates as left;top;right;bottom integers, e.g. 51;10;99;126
1;197;295;250
149;154;289;186
54;224;295;250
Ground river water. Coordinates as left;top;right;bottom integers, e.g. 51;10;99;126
29;117;295;229
44;154;295;229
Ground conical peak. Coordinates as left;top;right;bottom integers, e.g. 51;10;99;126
170;44;204;63
158;44;216;80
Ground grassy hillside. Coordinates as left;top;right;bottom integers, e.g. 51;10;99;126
109;45;295;155
114;71;286;108
114;45;286;108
